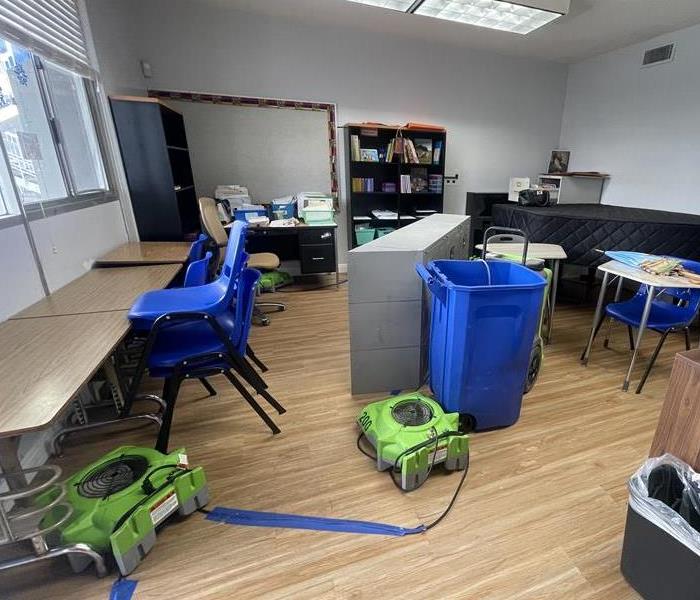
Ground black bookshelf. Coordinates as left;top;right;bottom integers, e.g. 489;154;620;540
110;97;199;241
343;124;446;249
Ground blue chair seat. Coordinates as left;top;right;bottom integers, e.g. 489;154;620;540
146;312;240;376
606;294;695;330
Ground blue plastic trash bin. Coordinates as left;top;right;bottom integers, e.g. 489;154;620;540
416;259;546;430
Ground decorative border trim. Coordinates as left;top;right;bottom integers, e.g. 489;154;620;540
148;89;338;206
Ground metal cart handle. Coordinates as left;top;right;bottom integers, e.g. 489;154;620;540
482;226;529;265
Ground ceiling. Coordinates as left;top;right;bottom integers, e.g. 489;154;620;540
196;0;700;63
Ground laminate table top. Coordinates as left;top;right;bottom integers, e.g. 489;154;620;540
11;264;180;319
0;312;131;436
94;242;192;266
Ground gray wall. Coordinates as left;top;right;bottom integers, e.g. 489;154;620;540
106;0;568;265
560;22;700;215
168;100;332;202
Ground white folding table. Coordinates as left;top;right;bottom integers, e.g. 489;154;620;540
580;260;700;391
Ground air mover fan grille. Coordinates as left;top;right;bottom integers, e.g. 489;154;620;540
76;455;149;498
392;400;433;426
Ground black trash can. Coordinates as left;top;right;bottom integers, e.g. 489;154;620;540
620;455;700;600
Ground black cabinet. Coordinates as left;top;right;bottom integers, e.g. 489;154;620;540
110;97;198;241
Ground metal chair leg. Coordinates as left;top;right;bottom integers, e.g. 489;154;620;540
580;311;607;361
155;377;183;453
635;330;670;394
603;317;613;348
684;328;691;351
199;377;217;397
246;344;269;372
627;325;635;351
222;370;280;434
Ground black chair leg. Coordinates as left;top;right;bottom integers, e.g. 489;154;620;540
222;370;281;434
247;344;269;372
635;330;670;394
258;388;286;415
198;377;217;397
684;328;691;351
627;326;635;351
155;377;183;453
580;313;607;361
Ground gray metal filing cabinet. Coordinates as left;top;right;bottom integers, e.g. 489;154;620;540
348;214;470;394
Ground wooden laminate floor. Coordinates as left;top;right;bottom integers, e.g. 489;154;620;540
4;284;680;599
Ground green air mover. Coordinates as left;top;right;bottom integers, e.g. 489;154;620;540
38;446;208;575
357;393;469;492
258;270;293;292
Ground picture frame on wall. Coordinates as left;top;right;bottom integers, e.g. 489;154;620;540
548;150;570;174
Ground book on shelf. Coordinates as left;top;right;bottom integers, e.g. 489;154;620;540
410;168;428;193
351;135;361;162
382;182;397;193
352;177;375;192
371;209;397;220
400;174;411;194
433;140;442;165
428;174;443;194
385;138;395;163
403;139;420;164
414;138;433;165
360;148;379;162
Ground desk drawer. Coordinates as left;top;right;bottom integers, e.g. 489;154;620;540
299;228;335;245
300;244;336;274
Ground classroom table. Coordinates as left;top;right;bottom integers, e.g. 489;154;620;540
0;312;132;576
94;241;192;266
10;264;181;319
580;260;700;391
476;242;567;344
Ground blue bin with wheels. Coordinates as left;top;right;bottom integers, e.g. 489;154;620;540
416;259;546;430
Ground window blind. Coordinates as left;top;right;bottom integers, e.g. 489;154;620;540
0;0;93;77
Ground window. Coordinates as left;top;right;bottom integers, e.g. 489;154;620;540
0;37;111;216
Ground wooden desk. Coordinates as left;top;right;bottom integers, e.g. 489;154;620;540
94;241;191;266
11;264;180;319
581;260;700;391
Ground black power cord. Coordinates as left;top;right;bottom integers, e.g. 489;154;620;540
356;430;470;532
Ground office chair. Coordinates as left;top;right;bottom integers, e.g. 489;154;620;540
198;196;285;326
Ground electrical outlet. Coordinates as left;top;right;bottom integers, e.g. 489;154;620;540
52;245;58;254
445;173;459;186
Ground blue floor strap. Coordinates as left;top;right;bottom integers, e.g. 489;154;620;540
109;578;137;600
205;507;425;536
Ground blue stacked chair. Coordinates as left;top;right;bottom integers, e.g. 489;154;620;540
126;222;284;451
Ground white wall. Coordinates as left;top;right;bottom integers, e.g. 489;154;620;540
30;202;129;292
126;0;568;262
83;0;147;96
0;224;46;320
168;101;332;201
560;23;700;214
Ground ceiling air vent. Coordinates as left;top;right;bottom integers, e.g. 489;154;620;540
642;43;675;67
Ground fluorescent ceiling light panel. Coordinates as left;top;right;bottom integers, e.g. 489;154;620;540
415;0;561;34
346;0;568;34
346;0;417;12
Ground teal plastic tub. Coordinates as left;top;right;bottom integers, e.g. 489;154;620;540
355;228;376;245
376;227;395;238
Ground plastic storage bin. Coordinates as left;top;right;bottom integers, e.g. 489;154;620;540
234;208;267;222
271;201;295;219
355;228;376;245
376;227;395;238
416;259;546;430
621;454;700;600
